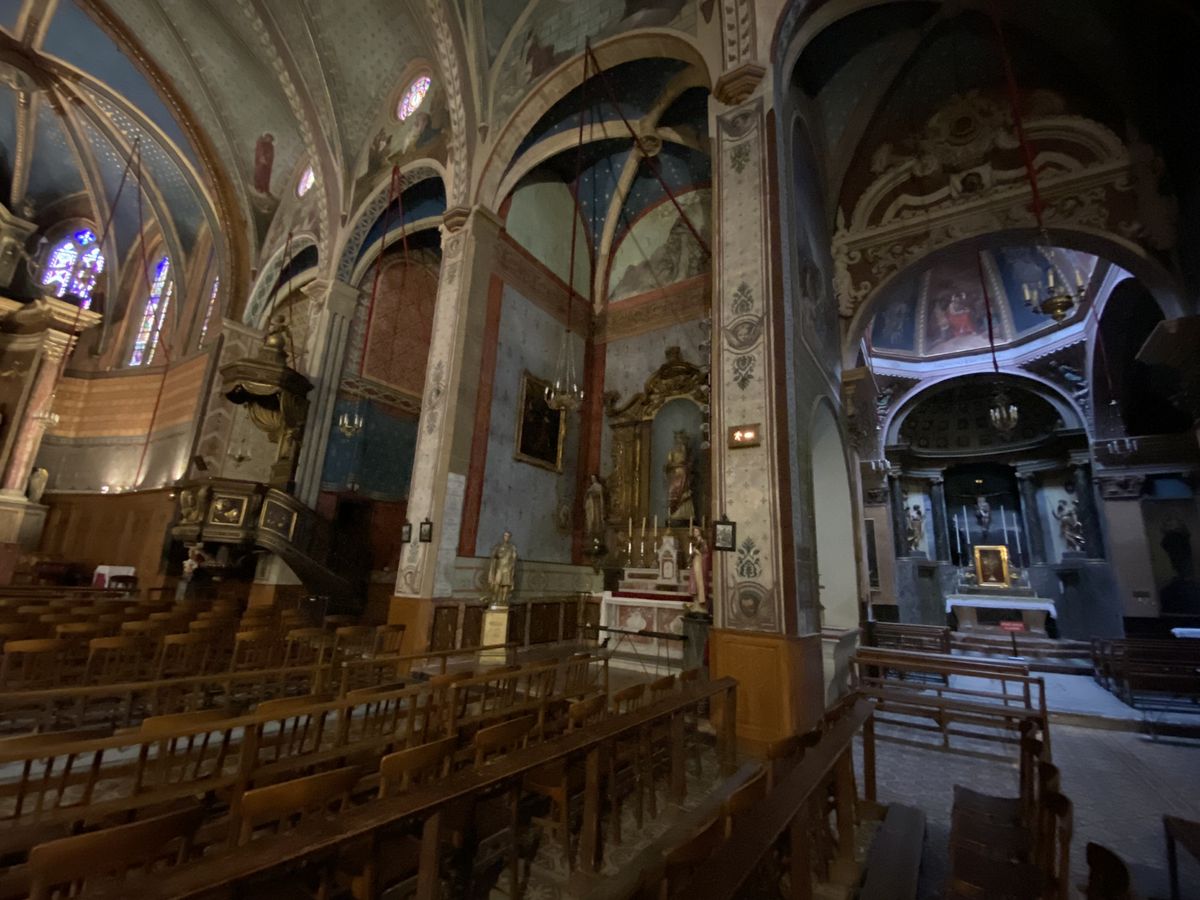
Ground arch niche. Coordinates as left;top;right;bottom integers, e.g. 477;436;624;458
810;401;859;629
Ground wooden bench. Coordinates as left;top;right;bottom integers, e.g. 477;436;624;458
1091;638;1200;708
852;647;1050;764
866;622;952;654
858;803;925;900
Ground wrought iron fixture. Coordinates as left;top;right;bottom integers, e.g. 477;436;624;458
989;387;1019;435
1105;437;1139;460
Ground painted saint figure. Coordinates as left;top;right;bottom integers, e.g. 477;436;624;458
487;530;518;608
253;133;275;195
1053;499;1086;553
686;526;710;613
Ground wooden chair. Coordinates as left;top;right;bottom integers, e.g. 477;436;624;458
27;804;204;899
473;716;536;898
650;815;726;899
378;737;457;796
372;623;407;657
1082;842;1132;900
0;638;68;689
524;694;606;867
85;635;144;685
233;766;363;898
610;683;648;841
229;628;279;672
721;766;767;838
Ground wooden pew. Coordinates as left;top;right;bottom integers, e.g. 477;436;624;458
853;647;1050;763
866;622;952;654
1091;638;1200;708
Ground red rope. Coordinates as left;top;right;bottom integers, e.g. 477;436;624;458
359;165;401;378
989;4;1045;228
584;44;711;258
562;45;592;328
977;251;1001;375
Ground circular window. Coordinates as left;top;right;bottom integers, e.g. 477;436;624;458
397;75;432;121
296;165;316;198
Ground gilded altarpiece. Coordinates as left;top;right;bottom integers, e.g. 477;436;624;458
604;347;708;529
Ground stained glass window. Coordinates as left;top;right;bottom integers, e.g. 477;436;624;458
397;75;431;121
198;276;220;348
296;165;316;197
129;256;174;366
41;228;105;308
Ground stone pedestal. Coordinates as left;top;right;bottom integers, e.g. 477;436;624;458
1054;557;1124;640
681;612;711;672
479;606;510;664
0;491;47;584
821;626;860;705
895;557;945;626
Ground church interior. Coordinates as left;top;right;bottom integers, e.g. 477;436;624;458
0;0;1196;897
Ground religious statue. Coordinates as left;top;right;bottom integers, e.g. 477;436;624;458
906;504;925;552
25;467;47;505
1053;499;1086;553
253;133;275;195
974;495;992;534
584;474;606;537
487;530;518;608
664;430;695;523
685;526;710;614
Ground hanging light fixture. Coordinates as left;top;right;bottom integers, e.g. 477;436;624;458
989;387;1019;435
337;409;364;437
544;43;593;415
1020;244;1085;323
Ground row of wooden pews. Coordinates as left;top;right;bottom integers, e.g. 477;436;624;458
1090;637;1200;710
0;665;731;899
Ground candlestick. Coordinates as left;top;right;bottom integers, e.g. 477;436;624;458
954;513;962;558
641;517;646;539
1000;504;1008;547
962;506;970;548
1012;509;1023;560
628;517;633;541
653;515;658;539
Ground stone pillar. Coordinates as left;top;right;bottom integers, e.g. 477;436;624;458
1016;468;1048;565
1;341;63;493
292;279;361;508
888;469;908;557
1069;452;1104;559
394;207;502;622
929;475;950;562
706;71;825;754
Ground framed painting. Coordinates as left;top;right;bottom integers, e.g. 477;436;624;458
973;544;1010;588
713;518;737;553
514;371;565;472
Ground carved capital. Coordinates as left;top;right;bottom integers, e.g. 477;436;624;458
714;64;765;106
441;206;470;234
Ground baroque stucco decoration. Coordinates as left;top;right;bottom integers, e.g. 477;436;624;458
832;92;1177;335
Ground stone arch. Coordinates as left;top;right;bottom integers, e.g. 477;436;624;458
244;234;318;329
474;31;711;211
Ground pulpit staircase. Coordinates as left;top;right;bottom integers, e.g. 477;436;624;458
171;479;360;608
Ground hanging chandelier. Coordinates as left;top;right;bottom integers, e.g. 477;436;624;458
337;409;364;437
989;387;1019;435
1020;242;1085;323
544;42;593;415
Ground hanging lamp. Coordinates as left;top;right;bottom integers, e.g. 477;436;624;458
977;251;1020;436
544;44;592;414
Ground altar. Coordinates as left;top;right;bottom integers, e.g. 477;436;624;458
945;595;1057;634
599;563;691;673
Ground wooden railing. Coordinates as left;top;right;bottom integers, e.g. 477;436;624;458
78;676;737;900
686;697;874;900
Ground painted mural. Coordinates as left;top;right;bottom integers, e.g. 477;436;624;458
608;189;710;301
489;0;702;131
350;82;448;209
1143;498;1200;615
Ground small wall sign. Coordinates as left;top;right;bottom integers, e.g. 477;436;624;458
728;424;762;448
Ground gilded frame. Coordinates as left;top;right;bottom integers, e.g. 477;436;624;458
973;544;1011;588
514;370;565;472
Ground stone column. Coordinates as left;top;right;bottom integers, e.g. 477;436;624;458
888;469;908;557
706;69;826;752
394;206;502;609
292;279;361;508
1069;452;1104;559
1;337;66;494
929;474;950;562
1015;467;1048;565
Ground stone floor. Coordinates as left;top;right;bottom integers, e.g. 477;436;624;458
859;716;1200;899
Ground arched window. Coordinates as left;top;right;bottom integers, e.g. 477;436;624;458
198;276;220;348
397;75;431;121
128;256;174;366
41;228;105;308
296;165;316;198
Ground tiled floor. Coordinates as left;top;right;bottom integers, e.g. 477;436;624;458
859;718;1200;899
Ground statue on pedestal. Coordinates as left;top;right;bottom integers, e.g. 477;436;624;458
906;504;925;553
584;474;606;537
25;467;47;504
1053;499;1086;553
974;495;992;536
487;530;518;608
685;526;710;614
664;430;695;523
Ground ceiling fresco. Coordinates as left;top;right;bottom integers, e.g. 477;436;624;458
867;245;1099;360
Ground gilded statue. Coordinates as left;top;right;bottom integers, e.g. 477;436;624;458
664;429;695;522
1053;499;1086;553
487;530;518;607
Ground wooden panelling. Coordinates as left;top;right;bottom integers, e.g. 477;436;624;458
38;489;176;588
709;629;824;753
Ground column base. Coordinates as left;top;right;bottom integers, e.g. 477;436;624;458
709;628;825;756
388;595;436;652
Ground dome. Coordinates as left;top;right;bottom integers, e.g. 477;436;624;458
866;244;1099;360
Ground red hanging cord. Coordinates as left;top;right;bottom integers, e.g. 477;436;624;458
977;251;1002;375
562;46;592;330
988;4;1046;228
584;44;711;258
